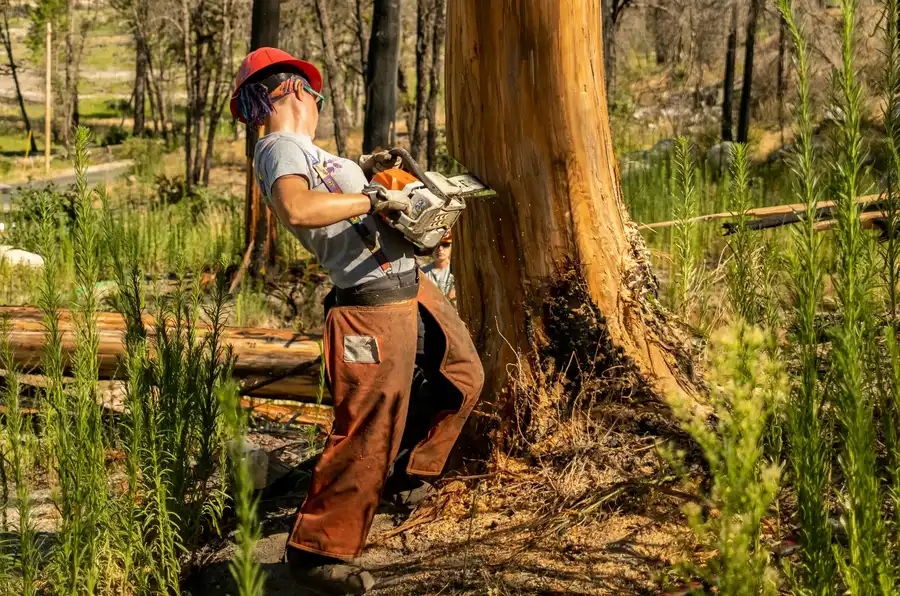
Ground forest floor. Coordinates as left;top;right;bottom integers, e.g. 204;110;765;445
182;399;699;595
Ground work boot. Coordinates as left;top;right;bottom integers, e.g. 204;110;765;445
380;471;434;509
286;547;376;595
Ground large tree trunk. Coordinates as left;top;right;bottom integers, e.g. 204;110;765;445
410;0;431;161
314;0;350;156
363;0;401;153
737;0;761;144
425;0;445;169
0;10;37;154
446;1;694;421
722;3;737;142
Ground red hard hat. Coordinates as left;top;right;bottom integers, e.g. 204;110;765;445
230;48;323;123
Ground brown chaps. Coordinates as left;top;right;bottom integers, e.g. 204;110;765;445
287;275;484;559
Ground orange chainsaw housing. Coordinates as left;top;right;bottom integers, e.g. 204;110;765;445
372;168;419;190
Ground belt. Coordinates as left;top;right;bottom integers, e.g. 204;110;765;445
335;269;419;307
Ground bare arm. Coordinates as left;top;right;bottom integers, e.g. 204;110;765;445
271;175;371;228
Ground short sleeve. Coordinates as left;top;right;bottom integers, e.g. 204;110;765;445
256;138;313;198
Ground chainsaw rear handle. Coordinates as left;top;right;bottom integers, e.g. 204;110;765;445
386;147;445;199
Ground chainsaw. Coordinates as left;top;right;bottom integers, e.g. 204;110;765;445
369;148;496;251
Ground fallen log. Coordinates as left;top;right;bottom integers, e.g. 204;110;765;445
240;398;333;430
639;193;882;231
0;306;328;401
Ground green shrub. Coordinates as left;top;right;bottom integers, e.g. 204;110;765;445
222;382;266;596
122;137;165;182
666;324;785;595
8;185;76;251
101;125;129;147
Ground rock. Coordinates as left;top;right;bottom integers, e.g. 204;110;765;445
824;104;846;124
0;245;44;268
706;141;736;173
228;439;269;490
648;138;676;161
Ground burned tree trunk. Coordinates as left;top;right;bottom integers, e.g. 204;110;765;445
425;0;445;169
446;1;694;421
363;0;401;153
314;0;350;156
410;0;432;161
722;2;737;142
237;0;281;281
737;0;761;144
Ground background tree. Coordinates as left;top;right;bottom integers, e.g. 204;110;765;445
314;0;351;155
447;0;694;431
409;0;431;161
722;2;738;142
601;0;633;99
425;0;444;169
26;0;95;148
180;0;239;187
363;0;401;153
737;0;761;144
648;5;680;66
0;1;37;153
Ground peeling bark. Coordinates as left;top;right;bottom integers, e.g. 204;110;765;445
446;1;696;424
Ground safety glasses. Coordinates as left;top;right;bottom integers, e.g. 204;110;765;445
303;82;326;112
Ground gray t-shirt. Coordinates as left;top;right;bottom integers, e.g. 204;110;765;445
254;132;416;289
422;263;454;297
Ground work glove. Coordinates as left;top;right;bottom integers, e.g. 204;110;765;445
362;183;412;216
359;150;402;177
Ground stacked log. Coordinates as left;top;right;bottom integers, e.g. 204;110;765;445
0;306;328;401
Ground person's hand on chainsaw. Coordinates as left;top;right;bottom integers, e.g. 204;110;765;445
359;150;402;178
362;182;412;216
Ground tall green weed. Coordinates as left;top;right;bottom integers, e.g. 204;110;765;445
777;1;835;592
666;324;785;595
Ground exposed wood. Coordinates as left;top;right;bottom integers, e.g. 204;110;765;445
0;389;333;428
446;1;696;420
814;211;891;233
639;194;882;230
0;307;326;400
240;398;333;429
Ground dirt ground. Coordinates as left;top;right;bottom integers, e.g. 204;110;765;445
183;401;697;596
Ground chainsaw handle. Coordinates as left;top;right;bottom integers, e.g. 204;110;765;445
387;147;444;198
